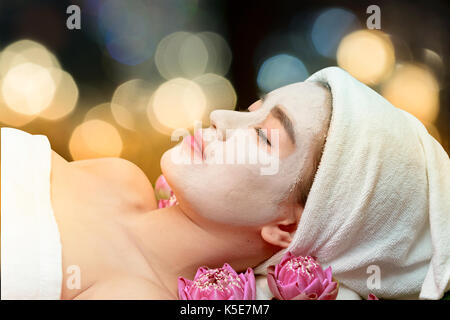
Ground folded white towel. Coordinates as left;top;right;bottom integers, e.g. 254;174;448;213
255;67;450;299
1;127;63;300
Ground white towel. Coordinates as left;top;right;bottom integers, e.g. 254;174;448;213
1;127;63;300
255;67;450;300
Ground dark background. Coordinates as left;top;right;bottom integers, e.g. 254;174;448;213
0;0;448;182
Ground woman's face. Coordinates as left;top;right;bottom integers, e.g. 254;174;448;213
161;81;331;226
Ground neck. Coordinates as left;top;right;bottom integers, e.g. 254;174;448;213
128;204;275;299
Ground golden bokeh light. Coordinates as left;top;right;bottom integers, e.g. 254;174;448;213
111;79;155;131
197;31;232;76
1;62;56;115
337;30;395;85
0;80;38;126
39;69;79;120
193;73;236;124
155;31;189;80
84;102;121;128
155;32;209;80
69;119;123;160
179;33;209;78
148;78;207;135
0;39;80;123
0;40;60;78
381;64;440;124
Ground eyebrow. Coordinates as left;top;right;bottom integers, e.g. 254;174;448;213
270;106;296;145
258;93;296;145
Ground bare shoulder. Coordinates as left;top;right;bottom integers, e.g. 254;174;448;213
73;276;176;300
70;157;157;210
70;157;143;179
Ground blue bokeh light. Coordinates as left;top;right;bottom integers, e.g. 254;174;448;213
311;8;361;58
257;54;309;93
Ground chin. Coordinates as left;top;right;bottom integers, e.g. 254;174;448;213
160;146;188;198
160;147;175;182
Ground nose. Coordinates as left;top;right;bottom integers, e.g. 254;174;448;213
210;109;259;141
209;110;235;141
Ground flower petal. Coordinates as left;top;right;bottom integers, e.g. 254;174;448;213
229;282;245;300
243;282;254;300
189;285;204;300
223;263;239;277
267;272;284;300
318;281;338;300
178;277;190;300
194;266;209;279
303;278;321;296
324;266;333;282
155;175;172;200
210;289;225;300
290;292;319;300
295;272;310;291
279;281;302;300
244;268;256;300
279;251;294;268
368;293;379;300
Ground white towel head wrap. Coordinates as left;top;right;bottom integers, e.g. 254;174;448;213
254;67;450;299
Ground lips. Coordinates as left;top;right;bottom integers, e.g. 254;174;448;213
183;129;204;160
193;129;204;158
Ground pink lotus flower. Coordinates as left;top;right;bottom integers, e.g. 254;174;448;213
157;195;177;208
155;174;172;200
267;252;339;300
368;293;379;300
154;174;178;208
178;263;256;300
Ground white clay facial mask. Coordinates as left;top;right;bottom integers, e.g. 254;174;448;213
161;81;331;226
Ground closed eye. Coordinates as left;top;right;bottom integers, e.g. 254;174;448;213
255;127;271;146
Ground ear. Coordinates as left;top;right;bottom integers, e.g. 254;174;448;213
260;203;303;249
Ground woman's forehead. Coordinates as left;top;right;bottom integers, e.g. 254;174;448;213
265;82;328;109
263;82;331;128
